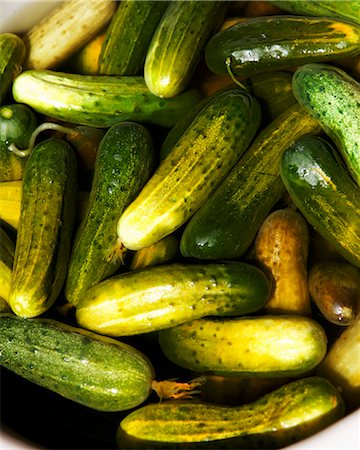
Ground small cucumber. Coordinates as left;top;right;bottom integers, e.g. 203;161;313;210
0;314;154;412
65;122;155;305
292;63;360;186
205;15;360;77
99;0;168;76
144;0;226;97
0;103;38;181
76;262;270;337
0;33;26;104
180;103;321;260
9;138;78;318
12;70;201;128
0;180;22;229
129;235;179;271
159;315;327;377
119;377;344;447
280;135;360;268
117;88;261;251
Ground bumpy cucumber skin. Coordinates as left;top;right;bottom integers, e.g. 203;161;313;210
159;315;327;377
144;0;226;98
0;314;154;412
180;104;321;261
205;15;360;77
280;135;360;269
9;139;78;318
76;262;270;337
117;88;261;251
292;63;360;186
119;377;344;447
99;0;168;75
0;33;26;104
12;70;201;128
0;104;38;181
65;122;155;305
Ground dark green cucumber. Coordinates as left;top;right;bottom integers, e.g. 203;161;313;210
99;0;168;75
180;104;321;261
0;103;38;181
12;70;201;128
65;122;155;305
0;314;154;412
144;0;226;98
76;262;270;337
159;315;327;377
0;33;26;104
9;138;77;318
205;15;360;77
117;88;261;251
292;63;360;186
119;377;344;448
280;135;360;269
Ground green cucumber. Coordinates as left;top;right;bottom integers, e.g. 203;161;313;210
12;70;201;128
144;0;226;98
205;15;360;77
76;262;270;337
292;63;360;186
0;314;154;412
0;33;26;104
65;122;155;306
0;103;38;181
0;226;14;304
159;315;327;377
99;0;168;75
9;138;78;318
280;135;360;269
117;88;261;251
180;103;321;260
119;377;344;448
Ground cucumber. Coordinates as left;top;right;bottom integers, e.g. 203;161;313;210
144;0;226;98
9;138;78;318
292;63;360;186
280;135;360;269
180;103;321;261
0;180;22;229
0;226;14;304
119;377;344;447
99;0;168;75
205;15;360;77
12;70;201;128
0;103;38;181
0;314;154;412
0;33;26;104
129;235;179;271
117;88;261;251
65;122;155;306
76;262;270;337
158;315;327;377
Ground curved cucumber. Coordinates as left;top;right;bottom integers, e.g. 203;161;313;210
292;63;360;186
76;262;270;337
117;88;261;251
159;315;327;377
280;135;360;268
0;314;154;412
65;122;155;305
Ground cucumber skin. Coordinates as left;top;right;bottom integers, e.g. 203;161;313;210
180;104;322;261
292;63;360;186
119;377;344;447
117;88;261;251
205;15;360;77
65;122;155;306
12;70;201;128
0;314;154;412
99;0;168;75
280;135;360;269
159;315;327;377
0;33;26;104
75;262;271;337
9;139;78;318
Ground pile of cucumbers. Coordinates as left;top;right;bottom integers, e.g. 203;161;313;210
0;1;360;449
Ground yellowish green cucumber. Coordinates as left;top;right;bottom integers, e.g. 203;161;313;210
0;180;22;229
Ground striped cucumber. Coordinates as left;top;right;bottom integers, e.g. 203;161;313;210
117;88;261;251
0;33;26;104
